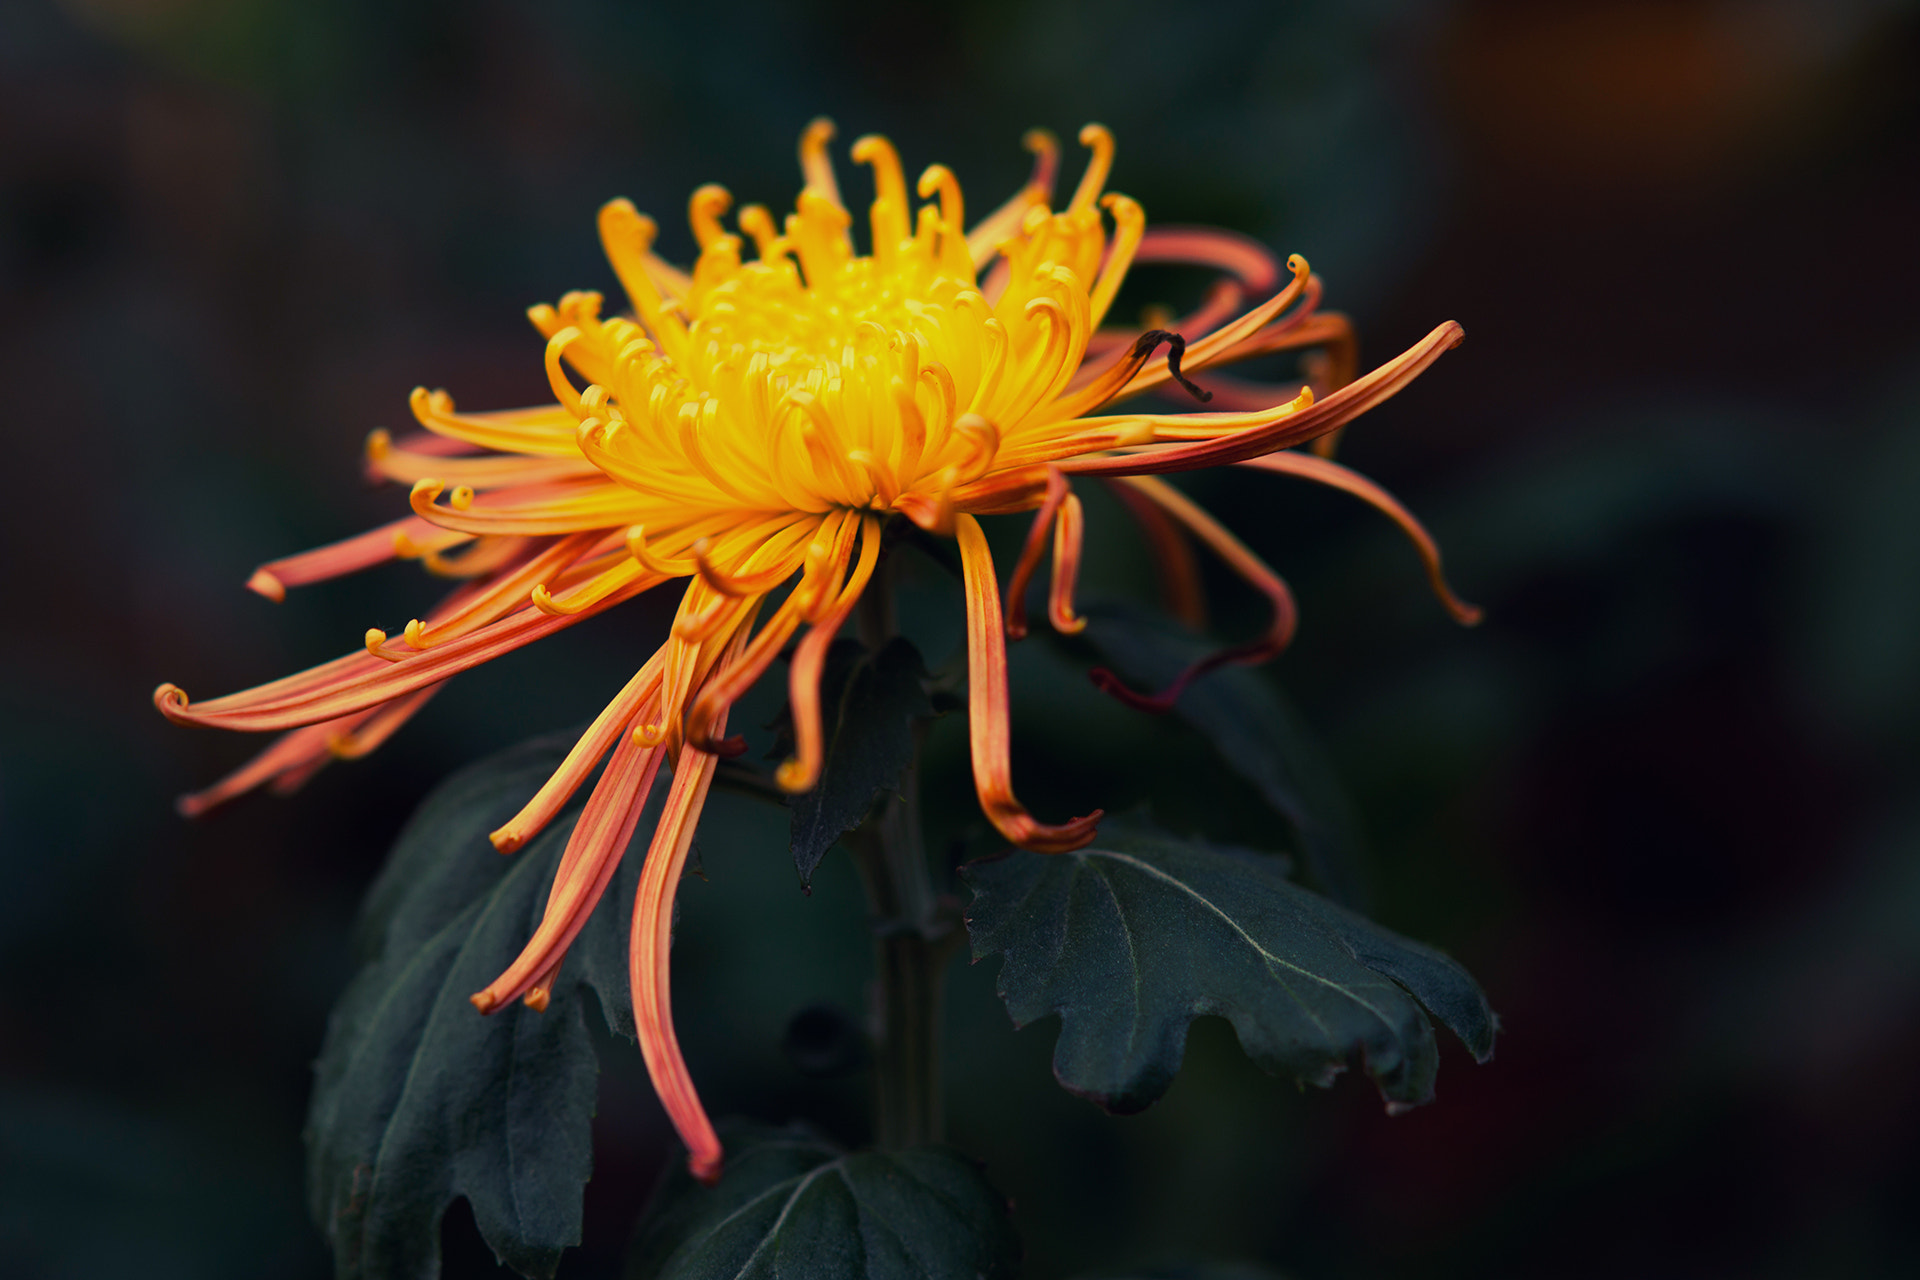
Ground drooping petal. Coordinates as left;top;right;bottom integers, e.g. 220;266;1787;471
1048;490;1087;636
955;514;1102;853
1237;452;1482;625
1089;477;1297;713
1003;468;1071;641
631;731;733;1185
775;513;879;793
490;649;668;853
472;718;666;1015
176;715;370;817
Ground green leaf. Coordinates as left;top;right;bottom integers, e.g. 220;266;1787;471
962;817;1494;1114
1077;602;1370;908
308;735;650;1280
788;637;933;887
626;1122;1019;1280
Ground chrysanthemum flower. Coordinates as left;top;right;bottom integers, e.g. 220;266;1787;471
156;120;1476;1183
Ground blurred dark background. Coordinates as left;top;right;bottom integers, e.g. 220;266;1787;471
4;0;1919;1276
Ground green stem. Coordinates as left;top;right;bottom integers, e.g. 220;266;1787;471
850;547;954;1148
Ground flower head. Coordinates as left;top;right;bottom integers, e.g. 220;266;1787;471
156;120;1476;1183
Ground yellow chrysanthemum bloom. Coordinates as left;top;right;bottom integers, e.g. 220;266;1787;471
156;120;1476;1183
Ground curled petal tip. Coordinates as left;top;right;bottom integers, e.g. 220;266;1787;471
774;758;814;794
153;683;191;722
246;568;286;602
598;198;657;246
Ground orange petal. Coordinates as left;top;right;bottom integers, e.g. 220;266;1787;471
155;574;651;732
631;731;735;1184
490;649;668;853
1088;478;1297;713
955;514;1101;853
246;515;464;601
472;723;665;1014
1003;468;1070;641
682;595;804;754
774;514;881;793
1134;224;1283;294
1048;491;1087;636
175;716;366;817
326;683;442;759
1237;452;1482;626
965;128;1058;269
1061;322;1466;477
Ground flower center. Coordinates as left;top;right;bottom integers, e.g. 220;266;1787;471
531;128;1143;518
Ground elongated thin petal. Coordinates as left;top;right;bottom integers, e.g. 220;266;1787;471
631;722;736;1183
1134;225;1283;293
775;513;878;793
966;128;1058;268
1089;477;1297;713
1003;468;1071;640
365;429;600;489
246;515;461;602
490;650;668;852
155;573;655;731
1048;492;1087;635
472;723;665;1014
176;715;369;817
956;514;1101;852
1238;452;1482;625
1060;322;1466;477
327;683;442;758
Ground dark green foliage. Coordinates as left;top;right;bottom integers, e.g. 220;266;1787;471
788;638;933;887
963;818;1494;1115
626;1123;1020;1280
1078;602;1370;907
307;737;651;1280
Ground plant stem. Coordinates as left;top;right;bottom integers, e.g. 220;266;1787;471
851;548;954;1149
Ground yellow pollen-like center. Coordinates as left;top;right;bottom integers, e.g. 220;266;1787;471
529;127;1143;519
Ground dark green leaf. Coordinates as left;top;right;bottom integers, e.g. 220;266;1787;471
1078;602;1370;908
309;735;653;1280
626;1122;1018;1280
962;817;1494;1114
789;637;933;887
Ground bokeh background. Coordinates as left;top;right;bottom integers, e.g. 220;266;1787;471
4;0;1919;1276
